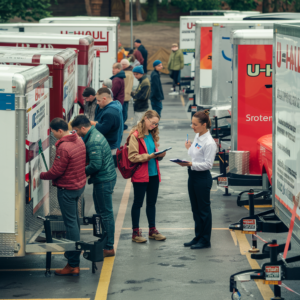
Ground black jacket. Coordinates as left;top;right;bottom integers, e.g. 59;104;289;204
150;70;164;102
138;44;148;73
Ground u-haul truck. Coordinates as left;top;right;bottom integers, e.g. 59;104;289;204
180;15;246;78
231;29;273;175
0;32;93;109
0;22;117;88
0;65;50;257
273;23;300;245
0;47;78;122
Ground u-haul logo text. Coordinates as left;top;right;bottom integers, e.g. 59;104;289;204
187;23;195;29
60;31;107;40
247;64;272;77
265;266;281;280
277;42;300;71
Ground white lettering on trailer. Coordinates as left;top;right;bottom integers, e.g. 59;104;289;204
246;114;272;121
247;64;272;77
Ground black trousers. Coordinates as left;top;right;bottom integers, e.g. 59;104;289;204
170;70;180;89
132;175;159;229
188;168;212;244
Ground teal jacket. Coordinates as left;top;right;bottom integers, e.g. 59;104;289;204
83;126;117;184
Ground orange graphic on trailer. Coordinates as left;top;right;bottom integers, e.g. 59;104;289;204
200;27;212;70
237;44;272;175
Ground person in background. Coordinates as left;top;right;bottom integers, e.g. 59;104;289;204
71;115;117;258
150;60;164;117
110;63;126;105
91;88;123;167
102;79;112;89
168;43;184;95
121;58;134;130
131;65;150;124
128;53;141;68
132;46;144;66
175;110;217;250
128;110;166;243
134;39;148;74
40;118;86;276
82;87;97;121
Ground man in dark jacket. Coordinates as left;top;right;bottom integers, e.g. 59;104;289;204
71;115;117;258
90;88;123;166
82;87;97;121
134;39;148;73
110;63;126;105
40;118;86;276
150;60;164;117
131;65;150;124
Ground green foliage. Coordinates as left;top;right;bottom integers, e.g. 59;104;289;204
224;0;258;11
0;0;55;23
147;0;158;22
165;0;221;13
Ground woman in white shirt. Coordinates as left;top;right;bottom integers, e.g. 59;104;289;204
176;110;217;249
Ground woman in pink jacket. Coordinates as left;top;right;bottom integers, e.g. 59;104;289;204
128;110;166;243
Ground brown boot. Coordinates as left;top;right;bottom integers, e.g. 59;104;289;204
132;228;147;243
149;227;166;241
103;249;115;258
55;263;80;276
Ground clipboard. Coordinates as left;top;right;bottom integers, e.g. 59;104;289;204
154;147;172;155
170;159;189;163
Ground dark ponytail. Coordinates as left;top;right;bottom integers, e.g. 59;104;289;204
193;109;211;129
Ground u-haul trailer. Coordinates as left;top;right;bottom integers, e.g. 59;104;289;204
39;17;120;91
194;19;300;107
273;22;300;245
0;47;78;122
231;29;273;175
0;22;117;87
190;10;261;16
0;65;50;257
0;65;107;268
0;32;93;110
180;15;247;78
228;23;300;300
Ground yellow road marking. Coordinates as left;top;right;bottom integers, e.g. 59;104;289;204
230;230;237;246
244;205;272;210
0;268;89;272
180;95;185;106
235;231;274;299
94;179;132;300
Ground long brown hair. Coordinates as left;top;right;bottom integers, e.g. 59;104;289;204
193;109;211;129
131;110;160;142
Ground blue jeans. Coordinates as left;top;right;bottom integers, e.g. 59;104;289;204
151;100;163;117
93;179;116;249
123;101;129;126
57;186;85;267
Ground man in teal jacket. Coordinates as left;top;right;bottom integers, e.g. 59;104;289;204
71;115;117;258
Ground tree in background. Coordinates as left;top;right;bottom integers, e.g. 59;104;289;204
136;0;143;21
0;0;54;22
165;0;221;13
225;0;258;10
125;0;130;21
147;0;158;22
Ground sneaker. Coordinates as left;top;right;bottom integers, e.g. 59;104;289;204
55;263;80;276
132;228;147;243
168;91;179;96
170;87;174;91
103;249;115;258
149;227;166;241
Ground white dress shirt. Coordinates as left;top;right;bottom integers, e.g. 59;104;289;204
188;131;217;171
